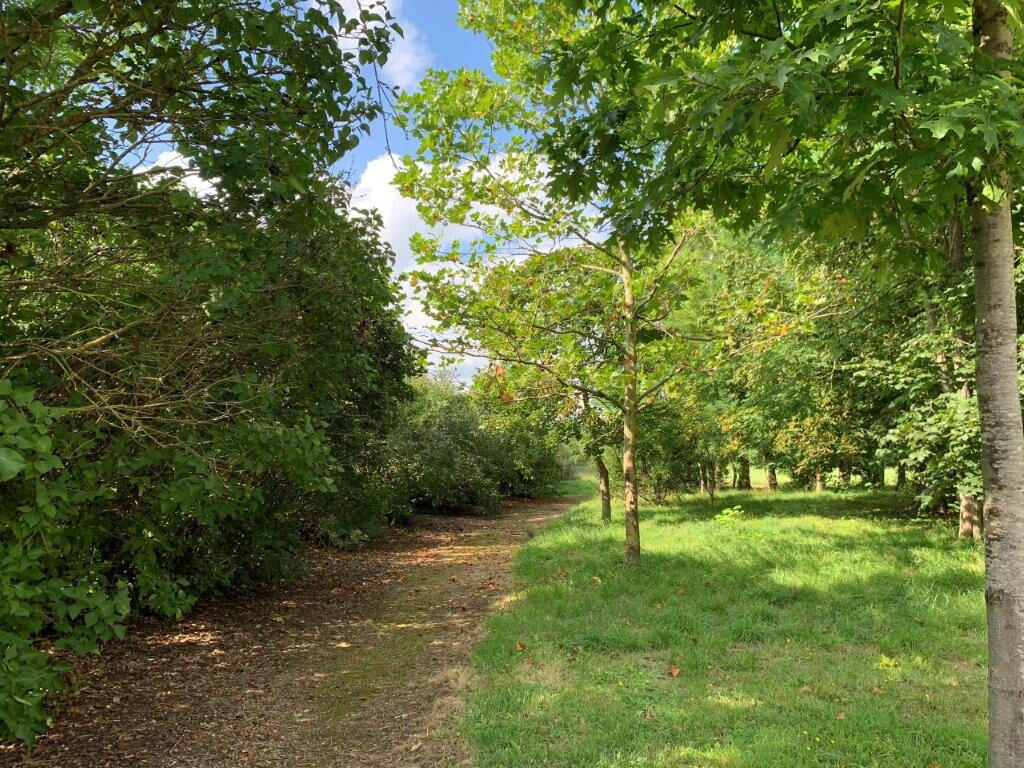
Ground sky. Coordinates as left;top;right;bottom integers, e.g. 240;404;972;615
339;0;496;378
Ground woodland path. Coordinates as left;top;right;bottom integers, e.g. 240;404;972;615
1;497;577;768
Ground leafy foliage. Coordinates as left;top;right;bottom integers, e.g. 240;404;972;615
0;0;417;743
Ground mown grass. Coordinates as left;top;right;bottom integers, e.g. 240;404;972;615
464;490;985;767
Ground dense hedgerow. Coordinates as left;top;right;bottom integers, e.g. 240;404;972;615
0;0;413;743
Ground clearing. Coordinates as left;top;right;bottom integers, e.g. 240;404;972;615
1;496;576;768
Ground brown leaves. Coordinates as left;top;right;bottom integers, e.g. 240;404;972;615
515;642;526;652
667;665;680;678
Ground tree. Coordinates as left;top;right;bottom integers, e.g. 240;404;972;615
397;66;709;564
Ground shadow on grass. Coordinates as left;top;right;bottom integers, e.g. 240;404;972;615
464;490;985;768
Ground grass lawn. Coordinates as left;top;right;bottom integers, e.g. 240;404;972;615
550;470;601;498
464;490;985;767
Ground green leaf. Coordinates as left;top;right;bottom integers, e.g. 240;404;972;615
0;447;29;482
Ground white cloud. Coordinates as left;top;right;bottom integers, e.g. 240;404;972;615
351;153;481;381
135;150;218;199
339;0;433;91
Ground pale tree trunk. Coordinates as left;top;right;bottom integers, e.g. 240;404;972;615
699;464;708;494
594;455;612;524
960;385;982;536
960;493;984;541
766;464;778;492
814;471;824;493
621;249;640;565
971;3;1024;762
738;457;752;490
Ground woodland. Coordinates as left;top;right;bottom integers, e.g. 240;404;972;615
1;1;1023;766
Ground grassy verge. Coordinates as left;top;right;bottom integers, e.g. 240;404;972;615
464;490;985;767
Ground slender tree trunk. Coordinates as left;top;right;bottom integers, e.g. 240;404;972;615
897;464;907;488
875;464;885;487
960;493;984;540
730;463;738;488
814;471;825;493
738;457;752;490
621;249;640;565
699;463;708;494
594;455;612;524
767;464;778;492
839;465;851;487
971;4;1024;762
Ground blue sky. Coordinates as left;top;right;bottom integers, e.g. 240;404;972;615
338;0;494;376
343;0;493;178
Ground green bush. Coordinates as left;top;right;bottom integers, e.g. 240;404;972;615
389;378;504;514
387;378;565;515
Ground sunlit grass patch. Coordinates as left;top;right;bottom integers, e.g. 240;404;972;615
464;490;985;767
550;470;600;499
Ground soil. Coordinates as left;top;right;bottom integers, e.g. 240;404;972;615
0;497;575;768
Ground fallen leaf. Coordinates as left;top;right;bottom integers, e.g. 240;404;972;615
800;685;813;695
835;711;846;720
668;665;680;678
515;642;526;652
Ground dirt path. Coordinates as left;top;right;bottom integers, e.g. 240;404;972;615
0;497;576;768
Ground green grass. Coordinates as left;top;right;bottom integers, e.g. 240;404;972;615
464;490;986;767
550;470;600;498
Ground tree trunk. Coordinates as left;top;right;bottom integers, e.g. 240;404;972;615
971;4;1024;762
621;249;640;565
766;464;778;492
839;465;851;487
738;457;752;490
730;463;738;488
897;464;907;488
960;493;984;541
698;463;708;494
594;455;612;524
814;471;824;493
875;464;885;487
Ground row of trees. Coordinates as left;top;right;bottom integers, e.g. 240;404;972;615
401;0;1024;762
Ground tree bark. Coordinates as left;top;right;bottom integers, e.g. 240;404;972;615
971;3;1024;762
737;457;752;490
699;463;708;494
594;455;612;524
621;248;641;565
814;471;825;493
766;464;778;492
960;493;984;541
897;464;907;488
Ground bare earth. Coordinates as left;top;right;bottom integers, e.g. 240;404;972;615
0;497;574;768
